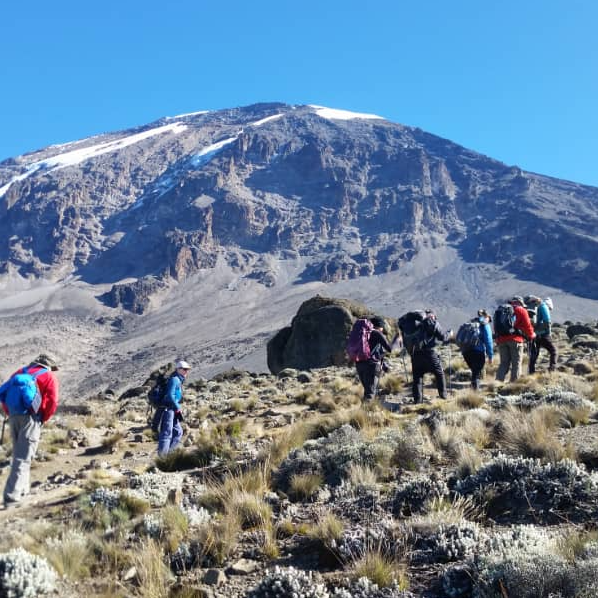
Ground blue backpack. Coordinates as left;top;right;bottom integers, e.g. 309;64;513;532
1;367;48;415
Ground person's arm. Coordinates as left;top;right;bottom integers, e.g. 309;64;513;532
516;307;535;340
434;322;452;343
483;324;494;361
39;374;59;423
165;376;182;410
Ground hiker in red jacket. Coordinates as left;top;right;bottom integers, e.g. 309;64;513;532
0;354;60;507
495;297;535;383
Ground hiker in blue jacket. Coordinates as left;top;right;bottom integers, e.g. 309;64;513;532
157;360;191;456
461;309;494;390
529;297;557;373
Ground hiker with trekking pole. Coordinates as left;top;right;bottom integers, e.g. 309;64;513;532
494;296;535;383
0;354;60;508
347;316;396;402
455;309;494;390
397;310;453;404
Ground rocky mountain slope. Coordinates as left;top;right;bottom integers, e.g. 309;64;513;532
1;103;598;396
2;321;598;597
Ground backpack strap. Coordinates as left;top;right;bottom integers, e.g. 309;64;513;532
22;366;49;379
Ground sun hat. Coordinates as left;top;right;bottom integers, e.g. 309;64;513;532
175;360;191;370
33;353;59;371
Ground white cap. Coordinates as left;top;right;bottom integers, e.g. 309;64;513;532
544;297;553;310
175;360;191;370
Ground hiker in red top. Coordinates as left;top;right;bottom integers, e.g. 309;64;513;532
0;354;60;508
495;297;535;383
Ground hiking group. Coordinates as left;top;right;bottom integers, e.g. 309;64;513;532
0;354;192;508
347;294;556;403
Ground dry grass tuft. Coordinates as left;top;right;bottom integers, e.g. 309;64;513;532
307;512;345;546
493;406;573;462
196;513;241;566
131;539;172;598
456;391;486;410
351;549;409;589
288;473;324;501
348;463;378;487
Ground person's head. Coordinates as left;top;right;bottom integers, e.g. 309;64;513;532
425;309;436;321
477;309;491;323
175;360;191;377
544;297;554;310
33;353;59;371
370;316;385;331
509;296;525;307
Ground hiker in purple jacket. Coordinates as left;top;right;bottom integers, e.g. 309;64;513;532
355;317;393;401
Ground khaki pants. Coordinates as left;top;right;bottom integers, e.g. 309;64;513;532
496;341;525;382
3;414;41;504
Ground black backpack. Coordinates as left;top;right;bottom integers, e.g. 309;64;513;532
494;304;516;336
398;311;434;354
456;321;482;352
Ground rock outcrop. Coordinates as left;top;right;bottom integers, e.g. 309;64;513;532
267;295;374;374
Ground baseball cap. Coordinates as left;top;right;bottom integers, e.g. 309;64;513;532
175;360;191;370
34;353;59;371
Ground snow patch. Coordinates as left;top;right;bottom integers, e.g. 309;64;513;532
190;135;238;168
310;105;384;121
168;110;210;119
0;123;188;198
249;114;284;127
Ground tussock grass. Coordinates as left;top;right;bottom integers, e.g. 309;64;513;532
410;495;483;529
348;463;378;487
289;473;324;501
307;512;345;546
196;513;240;566
455;444;484;479
131;539;173;598
229;491;273;529
42;529;91;579
557;529;598;562
351;549;409;589
159;505;189;552
379;374;404;394
493;406;574;462
456;391;486;410
101;431;125;453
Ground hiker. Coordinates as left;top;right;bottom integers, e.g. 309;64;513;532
0;354;60;508
157;360;191;456
457;309;494;390
399;310;453;403
352;316;393;401
528;297;557;373
494;296;535;383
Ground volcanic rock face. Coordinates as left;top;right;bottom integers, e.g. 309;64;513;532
2;102;598;312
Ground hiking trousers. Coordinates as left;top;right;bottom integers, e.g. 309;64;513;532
496;340;525;382
356;360;381;401
529;335;557;373
411;350;446;403
4;414;41;505
462;349;486;390
157;409;183;456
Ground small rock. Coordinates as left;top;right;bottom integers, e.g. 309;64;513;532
203;569;227;586
297;371;313;383
168;488;183;506
133;434;144;443
277;368;299;379
122;566;137;581
229;558;259;575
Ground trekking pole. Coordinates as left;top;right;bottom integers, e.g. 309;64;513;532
0;415;6;446
448;343;453;395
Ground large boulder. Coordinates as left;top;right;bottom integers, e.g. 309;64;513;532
267;295;377;374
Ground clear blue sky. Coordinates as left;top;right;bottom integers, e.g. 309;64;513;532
1;0;597;186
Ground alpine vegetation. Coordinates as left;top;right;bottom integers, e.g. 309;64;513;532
0;548;57;598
